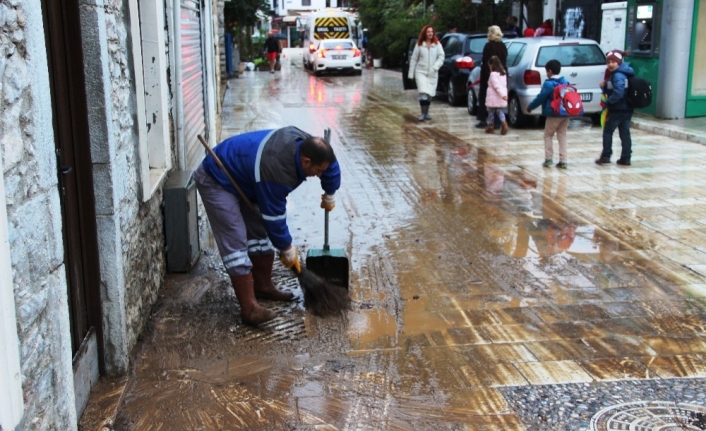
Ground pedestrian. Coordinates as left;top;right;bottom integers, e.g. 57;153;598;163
475;25;508;129
526;59;570;169
523;28;535;37
193;126;341;325
534;19;554;36
505;16;520;36
408;25;445;121
263;31;281;73
595;50;634;166
484;55;509;135
447;24;458;35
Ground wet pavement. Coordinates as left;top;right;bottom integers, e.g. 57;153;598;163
80;52;706;431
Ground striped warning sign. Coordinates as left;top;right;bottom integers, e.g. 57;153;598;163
314;17;350;40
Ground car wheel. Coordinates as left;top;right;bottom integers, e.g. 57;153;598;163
467;87;477;116
507;94;527;128
447;77;459;106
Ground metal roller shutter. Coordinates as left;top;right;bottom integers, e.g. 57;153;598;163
181;0;207;170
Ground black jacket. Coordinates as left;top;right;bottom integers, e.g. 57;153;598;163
480;40;508;82
264;37;280;54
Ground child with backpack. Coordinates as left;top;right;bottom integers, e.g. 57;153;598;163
526;59;570;169
595;50;635;166
485;56;509;135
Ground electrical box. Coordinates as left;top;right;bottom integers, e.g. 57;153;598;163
163;170;200;272
600;2;628;53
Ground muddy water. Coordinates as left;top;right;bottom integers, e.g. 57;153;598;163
103;64;706;430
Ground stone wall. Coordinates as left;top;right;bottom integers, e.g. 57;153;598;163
1;1;78;429
81;0;166;374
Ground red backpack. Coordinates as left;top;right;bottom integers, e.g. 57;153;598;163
550;83;584;116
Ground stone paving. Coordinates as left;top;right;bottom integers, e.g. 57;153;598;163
80;64;706;431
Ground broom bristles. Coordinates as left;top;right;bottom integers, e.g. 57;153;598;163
297;268;351;318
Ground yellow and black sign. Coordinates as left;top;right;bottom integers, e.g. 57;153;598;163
313;17;350;40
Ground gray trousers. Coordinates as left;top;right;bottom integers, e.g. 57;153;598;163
193;165;274;276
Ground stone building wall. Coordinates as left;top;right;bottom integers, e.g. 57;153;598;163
1;1;78;429
81;0;166;374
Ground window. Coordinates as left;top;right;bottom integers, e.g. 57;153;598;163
131;0;172;200
323;41;355;49
302;0;311;6
536;44;605;67
469;38;487;55
443;36;461;56
506;42;526;67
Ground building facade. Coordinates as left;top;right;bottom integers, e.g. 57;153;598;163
0;0;222;429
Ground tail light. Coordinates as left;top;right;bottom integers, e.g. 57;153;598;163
352;48;361;57
309;43;316;53
455;56;474;70
523;70;541;85
317;49;327;58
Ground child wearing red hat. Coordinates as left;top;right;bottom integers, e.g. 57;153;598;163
595;50;635;166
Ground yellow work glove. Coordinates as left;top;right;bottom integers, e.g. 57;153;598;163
320;193;336;211
279;245;301;273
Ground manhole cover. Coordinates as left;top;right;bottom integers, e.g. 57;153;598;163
591;401;706;430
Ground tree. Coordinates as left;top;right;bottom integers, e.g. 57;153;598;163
224;0;271;61
357;0;426;67
224;0;270;28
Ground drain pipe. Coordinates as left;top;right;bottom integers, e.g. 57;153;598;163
170;0;186;170
0;152;24;429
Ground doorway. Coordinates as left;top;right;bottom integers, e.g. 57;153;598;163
41;0;104;416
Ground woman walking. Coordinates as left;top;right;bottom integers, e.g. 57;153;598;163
408;25;445;121
476;25;508;128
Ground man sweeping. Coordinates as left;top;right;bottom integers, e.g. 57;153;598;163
193;126;340;326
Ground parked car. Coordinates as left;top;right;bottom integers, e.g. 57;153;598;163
467;37;607;127
305;39;363;76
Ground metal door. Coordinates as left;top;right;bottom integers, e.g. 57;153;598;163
181;0;208;170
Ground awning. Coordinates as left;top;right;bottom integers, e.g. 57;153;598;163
283;16;298;23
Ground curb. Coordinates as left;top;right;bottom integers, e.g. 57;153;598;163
631;116;706;145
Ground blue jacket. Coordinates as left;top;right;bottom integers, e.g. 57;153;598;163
202;126;341;250
527;75;569;117
605;62;635;112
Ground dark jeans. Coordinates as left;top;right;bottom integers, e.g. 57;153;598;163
601;111;633;161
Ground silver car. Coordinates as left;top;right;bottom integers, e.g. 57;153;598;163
467;37;606;128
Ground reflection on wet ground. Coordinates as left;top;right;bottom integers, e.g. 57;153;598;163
83;61;706;430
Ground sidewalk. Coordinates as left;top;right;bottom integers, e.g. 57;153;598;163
632;113;706;145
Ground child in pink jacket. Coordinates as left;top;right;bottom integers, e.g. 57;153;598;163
485;56;509;135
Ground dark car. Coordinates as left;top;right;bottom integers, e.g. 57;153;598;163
403;32;517;106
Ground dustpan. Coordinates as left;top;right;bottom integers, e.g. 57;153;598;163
305;128;349;289
306;209;349;289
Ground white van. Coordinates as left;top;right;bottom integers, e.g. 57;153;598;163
301;9;355;70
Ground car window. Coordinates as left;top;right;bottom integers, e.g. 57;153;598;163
535;44;606;67
440;36;451;49
323;41;355;49
407;38;417;58
469;38;487;54
506;42;526;67
444;36;461;56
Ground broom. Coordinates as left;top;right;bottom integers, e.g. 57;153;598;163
197;135;351;318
